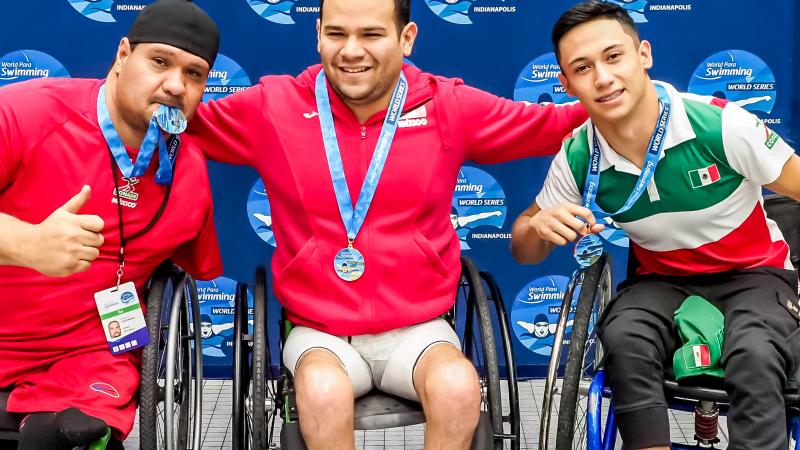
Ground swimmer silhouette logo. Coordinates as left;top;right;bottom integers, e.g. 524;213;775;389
451;166;507;250
67;0;152;22
604;0;648;22
247;178;276;247
246;0;318;24
197;277;253;367
511;276;569;362
424;0;516;25
0;50;70;88
603;0;693;23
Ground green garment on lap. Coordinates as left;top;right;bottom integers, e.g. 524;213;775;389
673;295;725;380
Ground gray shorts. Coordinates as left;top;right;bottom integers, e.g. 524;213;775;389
283;318;460;401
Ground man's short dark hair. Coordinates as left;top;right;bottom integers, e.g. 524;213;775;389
552;1;640;62
319;0;410;35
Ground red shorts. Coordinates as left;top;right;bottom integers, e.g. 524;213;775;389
1;349;140;440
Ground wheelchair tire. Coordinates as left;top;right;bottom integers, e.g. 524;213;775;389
461;257;504;450
555;256;613;450
481;270;521;450
232;282;251;450
139;264;195;450
248;266;269;449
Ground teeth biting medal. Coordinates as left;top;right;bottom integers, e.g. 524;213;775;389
155;105;187;134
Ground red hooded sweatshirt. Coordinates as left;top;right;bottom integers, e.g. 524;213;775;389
189;64;586;335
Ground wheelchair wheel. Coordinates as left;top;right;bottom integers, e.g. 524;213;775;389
481;270;521;450
139;264;203;450
232;281;251;450
555;255;613;450
460;256;514;450
246;266;278;449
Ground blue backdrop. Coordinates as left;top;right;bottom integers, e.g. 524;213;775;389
1;0;798;378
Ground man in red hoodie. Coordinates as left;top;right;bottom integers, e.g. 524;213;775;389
189;0;586;447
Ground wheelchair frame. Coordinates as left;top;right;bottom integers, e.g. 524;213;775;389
231;256;520;450
540;194;800;450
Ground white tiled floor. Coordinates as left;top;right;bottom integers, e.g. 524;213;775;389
122;379;729;449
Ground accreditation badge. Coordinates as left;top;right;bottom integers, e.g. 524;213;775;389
94;281;150;355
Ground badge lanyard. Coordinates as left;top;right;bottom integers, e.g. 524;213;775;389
97;83;184;287
574;85;672;268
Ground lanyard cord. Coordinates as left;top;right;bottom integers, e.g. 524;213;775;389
108;149;174;270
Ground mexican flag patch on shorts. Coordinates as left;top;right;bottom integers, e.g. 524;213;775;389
687;344;711;368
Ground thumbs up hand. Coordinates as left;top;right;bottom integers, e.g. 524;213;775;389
26;185;106;277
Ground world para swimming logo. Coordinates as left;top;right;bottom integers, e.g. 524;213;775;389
203;54;252;102
510;275;570;362
0;50;70;88
514;53;575;105
452;166;507;250
689;50;777;115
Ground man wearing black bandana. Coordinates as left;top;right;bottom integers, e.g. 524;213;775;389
0;1;223;448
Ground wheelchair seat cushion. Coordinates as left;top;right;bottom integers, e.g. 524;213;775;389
353;391;426;430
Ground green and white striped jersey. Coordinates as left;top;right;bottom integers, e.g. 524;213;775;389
536;81;795;276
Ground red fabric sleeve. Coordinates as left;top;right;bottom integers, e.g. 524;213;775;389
171;200;223;281
187;81;268;166
454;83;588;164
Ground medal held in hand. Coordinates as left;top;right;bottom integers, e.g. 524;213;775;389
574;231;603;268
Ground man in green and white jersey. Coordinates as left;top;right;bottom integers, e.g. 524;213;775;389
511;2;800;449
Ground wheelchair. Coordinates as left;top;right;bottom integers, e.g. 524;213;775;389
230;256;520;449
538;194;800;450
0;261;204;450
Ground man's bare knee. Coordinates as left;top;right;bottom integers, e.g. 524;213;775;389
425;359;480;413
294;349;354;412
416;346;480;425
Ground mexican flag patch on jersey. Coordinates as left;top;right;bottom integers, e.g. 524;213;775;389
688;164;721;188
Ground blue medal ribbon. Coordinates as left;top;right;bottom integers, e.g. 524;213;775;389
97;83;179;185
575;84;672;267
315;70;408;245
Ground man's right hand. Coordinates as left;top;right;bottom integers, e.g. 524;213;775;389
512;202;606;264
23;185;105;277
529;203;604;245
